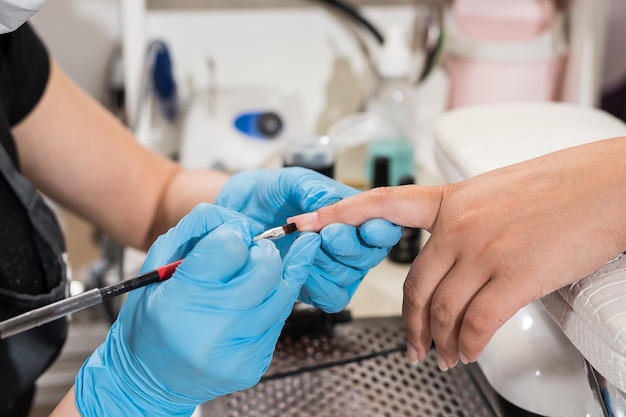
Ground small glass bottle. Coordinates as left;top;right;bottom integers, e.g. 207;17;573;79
365;24;417;187
283;134;335;178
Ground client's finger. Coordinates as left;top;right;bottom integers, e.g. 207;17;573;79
428;261;489;371
457;273;535;363
288;185;442;233
402;237;455;365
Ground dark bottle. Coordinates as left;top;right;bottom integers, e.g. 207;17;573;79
371;156;390;189
283;135;335;178
388;176;421;264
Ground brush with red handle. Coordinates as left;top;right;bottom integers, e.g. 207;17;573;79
0;223;298;339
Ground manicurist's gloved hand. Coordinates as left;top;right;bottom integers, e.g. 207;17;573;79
216;167;402;312
74;203;318;417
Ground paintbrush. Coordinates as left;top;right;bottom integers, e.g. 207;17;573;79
253;223;298;241
0;223;298;339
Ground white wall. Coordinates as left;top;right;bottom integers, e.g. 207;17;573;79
31;0;122;103
31;0;618;111
30;0;418;130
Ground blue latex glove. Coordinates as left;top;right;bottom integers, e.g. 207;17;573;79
216;167;402;312
75;203;319;416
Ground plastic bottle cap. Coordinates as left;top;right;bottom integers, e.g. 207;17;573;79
377;24;413;78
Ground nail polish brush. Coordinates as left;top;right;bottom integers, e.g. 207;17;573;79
0;223;298;339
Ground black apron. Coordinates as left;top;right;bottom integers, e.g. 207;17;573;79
0;144;68;417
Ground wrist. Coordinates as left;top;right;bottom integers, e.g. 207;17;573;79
590;138;626;250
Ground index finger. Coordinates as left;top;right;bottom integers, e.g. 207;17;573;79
287;185;443;232
402;237;456;364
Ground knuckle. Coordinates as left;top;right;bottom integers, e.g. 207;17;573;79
367;187;394;211
319;202;342;224
462;311;492;336
430;301;456;328
402;278;426;310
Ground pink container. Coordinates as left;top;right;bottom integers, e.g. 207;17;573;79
444;0;568;109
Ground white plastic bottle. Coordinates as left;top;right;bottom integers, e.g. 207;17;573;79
365;23;417;187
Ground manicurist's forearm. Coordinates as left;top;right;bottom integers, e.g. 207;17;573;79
49;386;81;417
143;168;231;249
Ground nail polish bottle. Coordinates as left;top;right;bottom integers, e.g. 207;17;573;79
388;176;421;263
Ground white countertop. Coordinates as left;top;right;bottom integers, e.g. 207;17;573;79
347;258;410;318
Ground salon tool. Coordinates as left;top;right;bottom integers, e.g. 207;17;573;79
179;88;303;172
0;224;299;339
280;304;352;340
152;40;179;123
234;111;283;139
253;223;297;242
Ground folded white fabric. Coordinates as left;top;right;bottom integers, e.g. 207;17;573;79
543;255;626;392
434;102;626;392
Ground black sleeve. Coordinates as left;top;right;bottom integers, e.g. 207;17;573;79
0;22;50;165
0;22;50;127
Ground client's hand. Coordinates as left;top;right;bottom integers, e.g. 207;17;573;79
290;137;626;370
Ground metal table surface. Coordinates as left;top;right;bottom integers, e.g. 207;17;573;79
199;316;496;417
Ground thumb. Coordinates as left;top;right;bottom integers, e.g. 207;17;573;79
282;232;321;299
288;185;443;233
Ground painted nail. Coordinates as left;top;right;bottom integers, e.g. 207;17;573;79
437;353;449;372
406;343;419;366
287;211;318;231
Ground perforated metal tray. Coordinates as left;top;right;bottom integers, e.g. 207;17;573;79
199;316;495;417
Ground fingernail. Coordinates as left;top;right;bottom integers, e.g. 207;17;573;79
437;353;449;372
287;212;318;231
406;343;419;366
459;353;470;365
